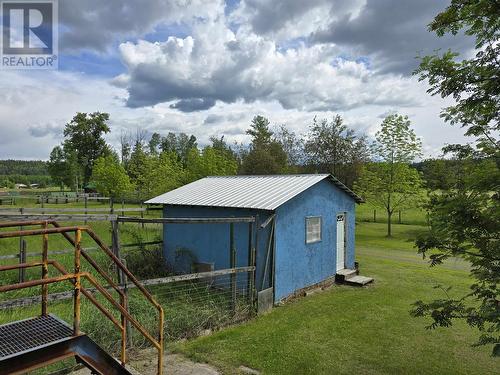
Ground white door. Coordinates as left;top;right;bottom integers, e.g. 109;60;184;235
336;214;345;271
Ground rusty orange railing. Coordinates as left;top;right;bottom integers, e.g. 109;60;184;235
0;221;164;375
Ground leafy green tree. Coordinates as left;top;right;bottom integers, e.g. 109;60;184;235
355;114;423;236
91;154;133;198
305;116;351;174
60;112;112;187
127;141;149;188
210;135;237;160
274;125;304;173
240;116;288;174
0;178;14;189
151;152;185;197
347;135;372;188
47;146;82;190
185;146;238;182
47;146;68;189
119;131;132;168
160;132;197;166
372;114;422;164
304;115;370;187
127;139;185;199
160;132;177;154
356;163;423;236
415;0;498;143
411;0;500;355
148;132;162;155
416;158;462;190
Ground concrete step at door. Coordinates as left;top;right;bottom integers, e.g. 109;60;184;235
335;268;357;281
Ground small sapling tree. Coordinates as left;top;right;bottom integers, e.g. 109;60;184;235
355;114;423;236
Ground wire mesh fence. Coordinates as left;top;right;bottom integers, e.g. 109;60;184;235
144;271;253;342
0;217;257;374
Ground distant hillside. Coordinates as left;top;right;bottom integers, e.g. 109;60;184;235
0;160;49;176
0;160;51;187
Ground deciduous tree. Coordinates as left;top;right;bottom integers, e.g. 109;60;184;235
62;112;112;186
304;115;370;188
355;114;423;236
411;0;500;355
91;154;133;198
185;146;238;182
47;146;69;190
274;125;304;173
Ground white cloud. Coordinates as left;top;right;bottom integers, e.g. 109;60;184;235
0;70;124;159
60;0;225;52
117;13;421;112
0;69;466;160
0;0;473;161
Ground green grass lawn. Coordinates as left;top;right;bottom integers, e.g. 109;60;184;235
174;222;498;375
0;201;497;374
356;202;428;226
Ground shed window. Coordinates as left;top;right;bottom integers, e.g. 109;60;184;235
306;216;322;244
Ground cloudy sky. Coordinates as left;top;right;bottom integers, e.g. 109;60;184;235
0;0;473;160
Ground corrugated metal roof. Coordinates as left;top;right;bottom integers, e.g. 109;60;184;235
146;174;363;210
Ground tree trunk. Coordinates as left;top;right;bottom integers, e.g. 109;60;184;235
387;210;392;237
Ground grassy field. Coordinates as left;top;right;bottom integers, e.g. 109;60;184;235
1;199;497;374
356;202;428;226
174;222;497;375
0;200;161;255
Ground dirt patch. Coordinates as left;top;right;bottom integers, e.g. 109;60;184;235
72;349;220;375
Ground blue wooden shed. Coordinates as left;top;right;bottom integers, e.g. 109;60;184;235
146;174;364;303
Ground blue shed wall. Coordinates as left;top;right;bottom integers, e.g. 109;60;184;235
162;205;273;291
274;179;356;301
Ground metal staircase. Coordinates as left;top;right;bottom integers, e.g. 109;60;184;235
0;220;164;375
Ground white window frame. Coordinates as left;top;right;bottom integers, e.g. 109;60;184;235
305;216;322;244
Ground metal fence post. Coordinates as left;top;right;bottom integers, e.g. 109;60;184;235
247;220;254;309
41;222;49;316
253;214;259;311
18;240;26;283
230;222;236;315
141;202;145;229
111;219;124;285
73;229;82;335
84;196;88;225
121;258;132;351
19;211;24;282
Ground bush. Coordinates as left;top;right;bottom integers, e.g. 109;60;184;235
121;227;169;279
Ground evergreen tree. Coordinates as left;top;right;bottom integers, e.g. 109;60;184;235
240;116;288;174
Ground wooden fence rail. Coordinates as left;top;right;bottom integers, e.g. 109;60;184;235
0;241;163;261
0;207;146;213
0;214;119;221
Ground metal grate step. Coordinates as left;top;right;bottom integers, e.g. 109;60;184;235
0;314;74;360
